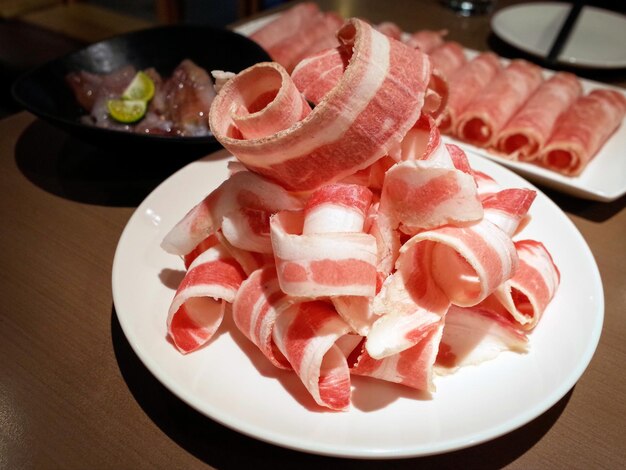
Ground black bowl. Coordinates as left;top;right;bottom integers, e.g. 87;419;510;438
11;24;270;151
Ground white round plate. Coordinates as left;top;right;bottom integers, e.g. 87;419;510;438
112;150;603;458
491;2;626;69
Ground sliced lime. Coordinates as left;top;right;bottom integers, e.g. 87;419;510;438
107;99;147;123
121;71;155;102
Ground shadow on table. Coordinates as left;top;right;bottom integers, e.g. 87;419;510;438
111;309;572;470
14;119;222;207
539;187;626;223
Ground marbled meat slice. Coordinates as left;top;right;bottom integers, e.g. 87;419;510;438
435;305;527;371
167;244;246;353
493;240;560;330
496;72;582;160
539;89;626;175
161;171;303;256
428;41;467;80
210;19;431;191
232;265;293;369
456;59;542;147
437;52;501;134
404;29;447;53
272;301;357;411
270;209;378;298
250;2;343;72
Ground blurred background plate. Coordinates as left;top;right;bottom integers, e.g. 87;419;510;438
11;24;270;152
491;2;626;69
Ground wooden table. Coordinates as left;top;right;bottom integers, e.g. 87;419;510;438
1;1;625;468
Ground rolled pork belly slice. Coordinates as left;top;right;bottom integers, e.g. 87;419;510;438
539;89;626;176
374;21;403;40
428;41;467;81
167;244;246;353
272;300;356;411
437;52;501;134
435;305;528;371
352;321;445;393
232;265;293;369
270;209;378;299
291;45;351;106
250;2;343;72
271;12;344;73
366;212;519;360
496;72;582;161
160;170;303;256
422;42;466;120
249;2;320;51
456;59;543;148
493;240;560;331
210;19;431;191
481;188;537;237
404;29;447;53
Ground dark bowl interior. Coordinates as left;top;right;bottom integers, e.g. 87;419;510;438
11;24;270;151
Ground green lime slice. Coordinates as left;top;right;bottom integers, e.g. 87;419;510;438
107;99;147;123
121;71;155;101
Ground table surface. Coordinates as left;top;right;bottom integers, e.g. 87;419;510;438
2;1;625;468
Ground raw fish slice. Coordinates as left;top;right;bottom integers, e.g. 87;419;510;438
66;65;135;111
161;59;215;136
